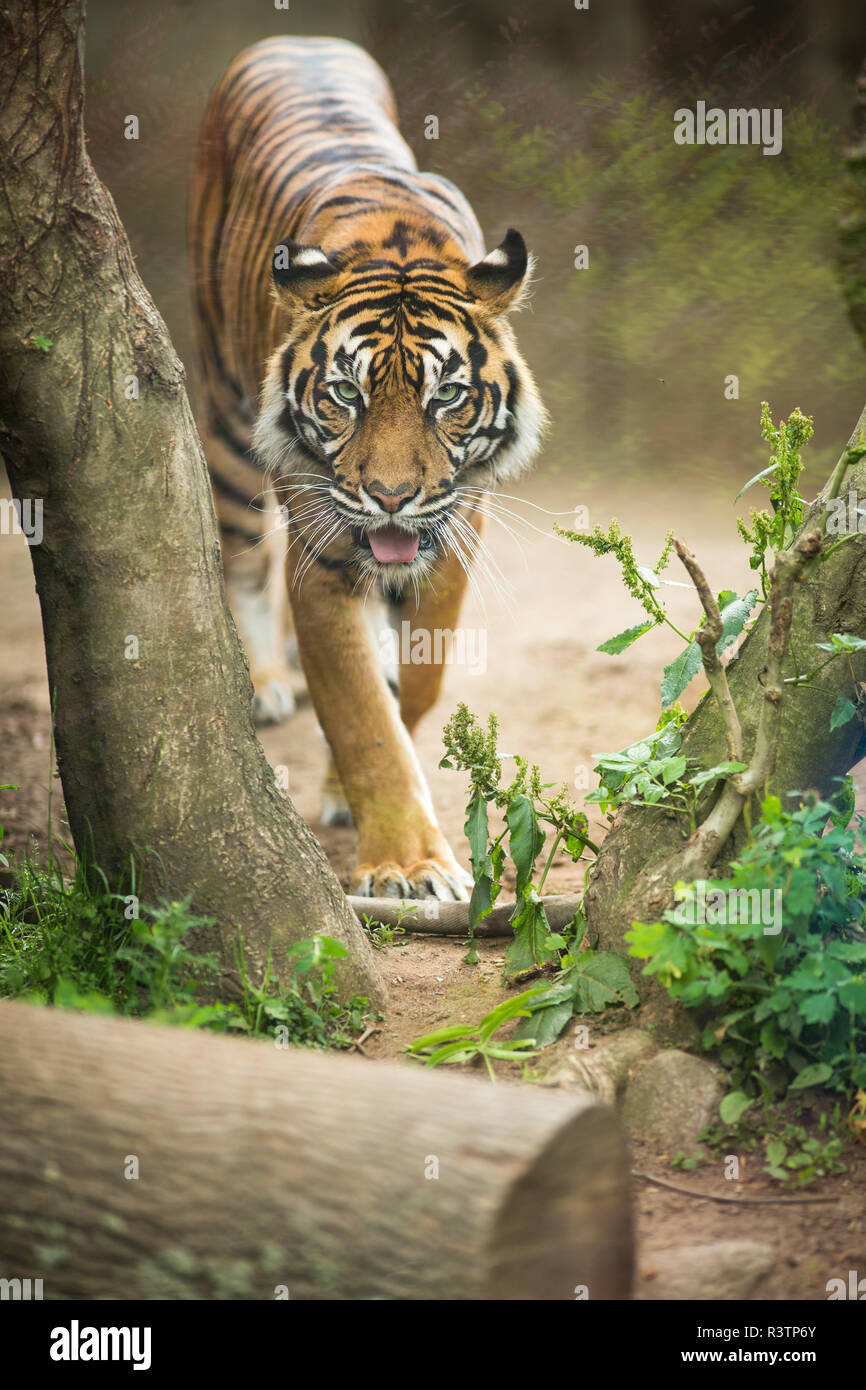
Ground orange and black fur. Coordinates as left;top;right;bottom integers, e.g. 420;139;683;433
190;36;545;899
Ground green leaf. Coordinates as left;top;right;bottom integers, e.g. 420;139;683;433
716;589;759;654
660;755;687;785
597;621;654;655
407;1025;476;1052
483;1041;541;1060
465;785;489;868
477;988;544;1042
815;632;866;653
798;993;837;1025
505;889;563;978
465;787;494;929
506;794;544;898
625;920;669;959
637;565;661;588
720;1090;754;1125
829;774;856;829
688;761;747;788
569;951;640;1012
759;1019;788;1060
766;1139;787;1167
838;978;866;1013
830;695;857;730
734;461;778;503
789;1062;832;1091
421;1042;480;1068
661;641;702;707
513;997;575;1047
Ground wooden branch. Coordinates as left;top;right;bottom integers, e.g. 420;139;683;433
735;529;823;797
348;894;584;937
675;538;743;761
0;1000;634;1300
655;529;823;887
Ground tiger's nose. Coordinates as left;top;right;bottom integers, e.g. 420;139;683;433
367;482;418;513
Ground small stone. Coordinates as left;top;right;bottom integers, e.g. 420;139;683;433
635;1240;774;1301
622;1049;723;1152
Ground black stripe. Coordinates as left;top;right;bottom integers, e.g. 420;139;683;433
210;414;263;469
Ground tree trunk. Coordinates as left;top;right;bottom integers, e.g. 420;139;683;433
0;1000;634;1300
585;403;866;1031
0;3;382;1003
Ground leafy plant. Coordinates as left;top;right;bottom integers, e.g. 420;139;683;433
558;405;864;724
563;401;863;981
229;931;377;1048
511;908;638;1045
670;1150;703;1172
734;403;812;592
699;1103;849;1187
441;704;596;973
587;714;746;833
762;1120;846;1186
365;920;408;950
0;831;373;1049
627;789;866;1099
407;989;545;1080
439;706;637;1047
362;903;413;949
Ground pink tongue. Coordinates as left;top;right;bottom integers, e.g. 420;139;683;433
368;524;420;564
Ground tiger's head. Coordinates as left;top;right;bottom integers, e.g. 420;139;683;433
253;225;547;587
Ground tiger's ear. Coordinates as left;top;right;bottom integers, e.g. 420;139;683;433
271;238;344;307
466;228;530;312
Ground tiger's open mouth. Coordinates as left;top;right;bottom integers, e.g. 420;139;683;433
353;524;438;566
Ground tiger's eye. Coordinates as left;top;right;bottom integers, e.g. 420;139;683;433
434;382;461;402
335;380;360;402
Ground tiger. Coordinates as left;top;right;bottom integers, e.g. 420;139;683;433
189;35;546;900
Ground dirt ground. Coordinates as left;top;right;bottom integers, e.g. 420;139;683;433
2;466;865;1301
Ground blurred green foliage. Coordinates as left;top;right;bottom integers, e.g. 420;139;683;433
467;86;862;485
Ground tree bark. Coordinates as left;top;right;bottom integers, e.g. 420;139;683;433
0;2;382;1004
585;403;866;1030
0;1000;634;1300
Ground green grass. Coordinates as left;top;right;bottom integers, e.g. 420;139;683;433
0;830;376;1048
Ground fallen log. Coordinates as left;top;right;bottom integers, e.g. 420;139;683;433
0;1000;633;1300
347;894;583;937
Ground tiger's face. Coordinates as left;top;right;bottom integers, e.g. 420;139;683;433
253;228;546;588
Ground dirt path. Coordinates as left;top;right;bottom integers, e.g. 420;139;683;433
2;467;865;1300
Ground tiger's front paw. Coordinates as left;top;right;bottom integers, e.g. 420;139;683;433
352;856;470;901
250;667;296;725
